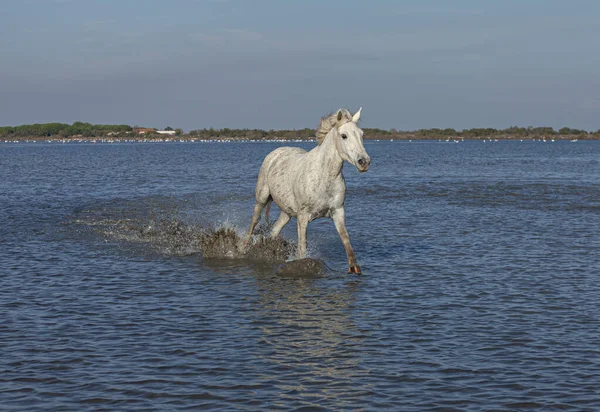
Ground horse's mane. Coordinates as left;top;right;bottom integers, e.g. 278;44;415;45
315;109;353;146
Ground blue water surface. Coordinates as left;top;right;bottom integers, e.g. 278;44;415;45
1;140;599;411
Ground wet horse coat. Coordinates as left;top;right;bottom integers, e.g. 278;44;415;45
245;108;370;274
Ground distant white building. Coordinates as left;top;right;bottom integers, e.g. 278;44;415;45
156;130;177;135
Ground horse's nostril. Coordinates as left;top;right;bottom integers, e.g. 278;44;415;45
358;158;365;166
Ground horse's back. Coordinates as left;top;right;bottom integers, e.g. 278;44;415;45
260;146;306;177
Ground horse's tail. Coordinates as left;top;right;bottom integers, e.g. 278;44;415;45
265;196;273;225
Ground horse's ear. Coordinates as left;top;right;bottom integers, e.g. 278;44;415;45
336;109;343;121
352;107;362;123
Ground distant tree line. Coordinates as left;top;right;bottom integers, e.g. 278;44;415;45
188;128;315;140
0;122;132;138
189;126;599;140
1;122;599;140
408;126;592;139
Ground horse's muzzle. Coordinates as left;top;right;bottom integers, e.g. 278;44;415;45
357;156;370;172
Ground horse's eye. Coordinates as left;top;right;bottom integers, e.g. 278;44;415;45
341;134;347;139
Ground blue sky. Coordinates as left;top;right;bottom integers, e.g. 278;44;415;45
2;0;600;131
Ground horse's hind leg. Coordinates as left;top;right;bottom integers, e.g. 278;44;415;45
244;183;270;248
245;201;266;246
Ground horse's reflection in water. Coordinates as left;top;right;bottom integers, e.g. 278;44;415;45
251;271;370;407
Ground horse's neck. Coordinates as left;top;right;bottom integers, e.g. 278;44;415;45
310;131;343;178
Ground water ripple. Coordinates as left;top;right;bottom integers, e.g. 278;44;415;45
1;142;600;410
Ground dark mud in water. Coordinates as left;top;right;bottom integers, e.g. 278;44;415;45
199;227;295;264
275;258;327;277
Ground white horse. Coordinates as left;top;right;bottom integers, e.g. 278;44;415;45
245;108;370;274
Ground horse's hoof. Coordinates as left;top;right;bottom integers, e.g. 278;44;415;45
348;265;361;274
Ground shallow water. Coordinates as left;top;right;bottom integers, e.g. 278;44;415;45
1;141;600;410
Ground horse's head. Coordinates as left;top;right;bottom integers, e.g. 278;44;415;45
334;108;370;172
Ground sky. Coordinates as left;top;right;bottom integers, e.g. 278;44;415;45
2;0;600;131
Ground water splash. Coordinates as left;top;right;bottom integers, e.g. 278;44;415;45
198;226;294;263
68;197;296;264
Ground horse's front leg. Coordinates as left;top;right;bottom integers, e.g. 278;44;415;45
331;208;361;274
296;214;309;258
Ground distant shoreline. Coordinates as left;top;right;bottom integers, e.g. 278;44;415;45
1;135;594;143
2;122;599;143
